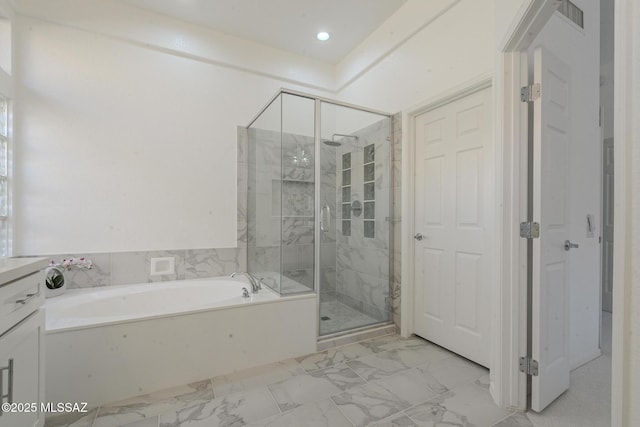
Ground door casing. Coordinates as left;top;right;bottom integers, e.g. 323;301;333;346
401;0;624;417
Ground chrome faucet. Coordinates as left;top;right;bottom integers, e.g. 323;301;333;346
231;271;261;293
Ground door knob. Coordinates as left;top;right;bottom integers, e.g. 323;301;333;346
414;233;424;241
564;240;579;251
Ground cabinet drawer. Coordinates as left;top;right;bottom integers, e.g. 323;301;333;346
0;272;45;336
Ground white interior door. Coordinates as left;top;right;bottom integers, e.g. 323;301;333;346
602;137;614;313
531;46;571;412
413;87;492;368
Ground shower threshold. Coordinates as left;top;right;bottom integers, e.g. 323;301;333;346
317;322;396;351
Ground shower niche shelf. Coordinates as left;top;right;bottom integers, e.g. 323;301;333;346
281;178;314;183
272;179;314;218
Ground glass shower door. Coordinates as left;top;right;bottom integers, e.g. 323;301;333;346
317;102;392;336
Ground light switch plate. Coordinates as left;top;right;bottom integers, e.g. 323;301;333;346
586;214;595;238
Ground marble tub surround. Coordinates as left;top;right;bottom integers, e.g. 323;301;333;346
36;248;246;289
48;334;524;427
36;127;252;292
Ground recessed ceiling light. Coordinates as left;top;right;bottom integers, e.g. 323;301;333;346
316;31;331;41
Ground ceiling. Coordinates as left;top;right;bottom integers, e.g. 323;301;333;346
116;0;407;64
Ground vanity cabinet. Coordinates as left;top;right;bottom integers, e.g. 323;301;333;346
0;259;48;427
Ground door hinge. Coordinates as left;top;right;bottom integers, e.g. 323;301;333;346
519;356;539;376
520;221;540;239
520;83;541;102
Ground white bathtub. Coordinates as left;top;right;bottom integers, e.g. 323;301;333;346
46;278;283;332
45;277;316;407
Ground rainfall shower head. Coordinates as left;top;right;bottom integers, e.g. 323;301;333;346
322;133;359;147
322;140;342;147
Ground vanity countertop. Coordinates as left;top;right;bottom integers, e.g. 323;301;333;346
0;257;50;285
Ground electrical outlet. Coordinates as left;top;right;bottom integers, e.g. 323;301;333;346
150;257;175;276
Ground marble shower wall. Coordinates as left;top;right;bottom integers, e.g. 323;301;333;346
335;118;392;322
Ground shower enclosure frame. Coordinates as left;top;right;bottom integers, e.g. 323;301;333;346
247;88;394;339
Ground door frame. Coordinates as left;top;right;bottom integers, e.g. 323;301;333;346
406;78;494;367
495;0;626;422
402;0;627;419
494;0;564;411
399;74;493;371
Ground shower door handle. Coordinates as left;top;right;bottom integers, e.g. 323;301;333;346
320;205;331;232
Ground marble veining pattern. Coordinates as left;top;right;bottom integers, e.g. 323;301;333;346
158;387;279;427
212;359;305;398
45;332;613;427
93;381;214;427
404;382;512;427
370;414;418;427
244;399;352;427
45;407;99;427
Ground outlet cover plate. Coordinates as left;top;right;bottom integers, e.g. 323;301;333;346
150;257;175;276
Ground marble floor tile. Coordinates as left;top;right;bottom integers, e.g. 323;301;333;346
296;341;377;372
244;399;352;427
347;342;452;382
369;368;439;406
44;407;99;427
370;414;419;427
267;372;344;412
94;381;213;427
492;412;534;427
212;359;306;397
331;381;412;427
415;354;488;393
346;351;413;382
121;417;160;427
158;387;279;427
75;331;613;427
358;335;425;353
404;383;513;427
309;363;367;390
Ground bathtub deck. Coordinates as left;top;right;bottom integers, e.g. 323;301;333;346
44;333;517;427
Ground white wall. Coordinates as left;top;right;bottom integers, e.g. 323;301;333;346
0;0;13;78
13;4;334;255
13;0;496;255
336;0;494;113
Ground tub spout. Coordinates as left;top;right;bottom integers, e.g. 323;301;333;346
231;272;261;293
